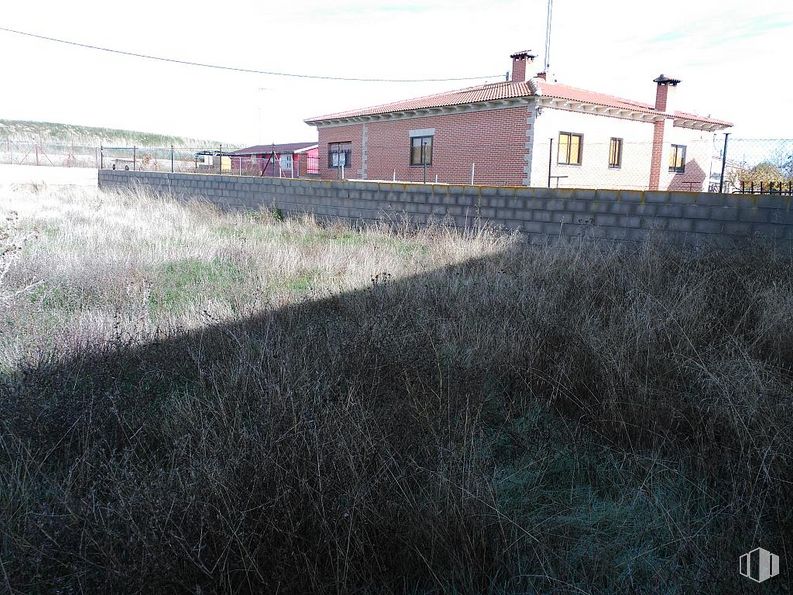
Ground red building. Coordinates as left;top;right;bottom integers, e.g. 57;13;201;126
229;142;319;177
304;52;730;190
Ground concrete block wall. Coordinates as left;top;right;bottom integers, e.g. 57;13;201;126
98;170;793;247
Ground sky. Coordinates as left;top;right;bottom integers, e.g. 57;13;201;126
0;0;791;146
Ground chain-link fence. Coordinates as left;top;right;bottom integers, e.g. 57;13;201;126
712;137;793;194
98;145;320;179
5;136;792;194
0;138;100;168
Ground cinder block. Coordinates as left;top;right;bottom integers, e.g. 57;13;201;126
754;196;792;210
530;210;553;222
521;221;545;233
625;228;651;242
693;220;724;234
523;197;547;210
694;193;731;207
565;200;590;213
571;189;597;200
723;222;753;236
736;208;771;224
603;226;630;241
656;204;684;218
594;213;618;226
594;189;618;202
479;207;496;218
545;198;565;211
542;222;564;236
752;223;785;239
617;190;643;203
619;215;642;228
682;205;712;219
665;218;693;232
553;212;573;224
585;201;612;213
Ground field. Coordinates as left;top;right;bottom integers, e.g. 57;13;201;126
0;119;228;149
1;184;791;593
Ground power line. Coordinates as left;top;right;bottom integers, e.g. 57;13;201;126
0;26;502;84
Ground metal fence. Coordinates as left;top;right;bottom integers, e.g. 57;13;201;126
0;139;100;168
3;136;792;194
98;145;320;179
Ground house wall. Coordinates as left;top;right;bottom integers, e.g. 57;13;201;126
531;107;716;191
319;123;365;179
317;105;532;186
530;108;656;190
98;170;793;248
662;127;714;192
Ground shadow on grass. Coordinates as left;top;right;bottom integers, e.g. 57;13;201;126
1;237;792;593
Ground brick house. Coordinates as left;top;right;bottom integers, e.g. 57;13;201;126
304;51;732;190
228;142;319;177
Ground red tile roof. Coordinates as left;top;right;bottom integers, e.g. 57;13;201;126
230;142;317;155
305;78;731;128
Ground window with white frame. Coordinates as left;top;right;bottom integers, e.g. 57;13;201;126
409;129;435;166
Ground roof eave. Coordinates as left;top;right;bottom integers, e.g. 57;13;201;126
305;96;535;127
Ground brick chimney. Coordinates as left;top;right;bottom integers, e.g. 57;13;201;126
653;74;681;113
510;50;537;82
649;74;681;190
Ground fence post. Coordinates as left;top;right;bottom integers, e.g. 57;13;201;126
718;132;730;193
422;138;427;184
133;146;137;171
470;163;475;185
100;145;104;169
170;145;174;173
547;137;553;188
219;144;223;175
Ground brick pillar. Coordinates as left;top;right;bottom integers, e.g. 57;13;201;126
649;75;681;191
510;51;537;82
649;120;665;190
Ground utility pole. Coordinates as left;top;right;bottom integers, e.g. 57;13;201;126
718;133;730;194
544;0;554;73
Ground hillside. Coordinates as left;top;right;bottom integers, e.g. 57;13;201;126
0;118;233;148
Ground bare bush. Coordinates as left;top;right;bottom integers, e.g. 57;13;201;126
0;185;791;593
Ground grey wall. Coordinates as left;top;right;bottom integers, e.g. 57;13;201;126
98;170;793;246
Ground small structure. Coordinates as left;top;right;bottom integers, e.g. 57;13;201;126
229;142;319;177
195;150;232;173
305;51;732;190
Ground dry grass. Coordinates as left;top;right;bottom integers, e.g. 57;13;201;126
0;184;791;593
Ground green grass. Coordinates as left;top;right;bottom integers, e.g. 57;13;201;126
0;185;791;593
148;257;246;314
